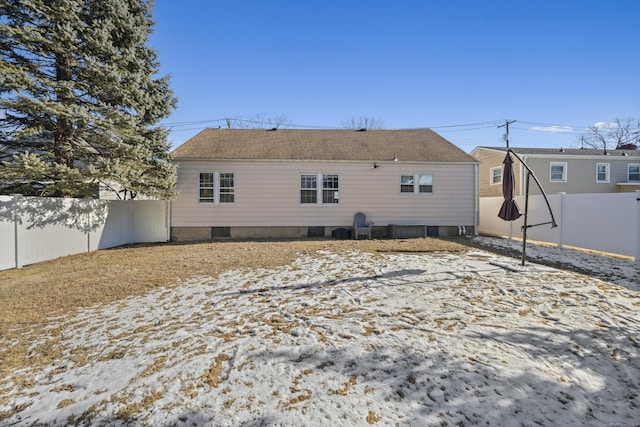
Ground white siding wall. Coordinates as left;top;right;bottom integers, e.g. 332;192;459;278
172;160;476;227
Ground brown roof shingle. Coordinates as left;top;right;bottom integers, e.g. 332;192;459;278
173;128;476;163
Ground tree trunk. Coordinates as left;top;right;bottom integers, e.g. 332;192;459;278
54;51;75;170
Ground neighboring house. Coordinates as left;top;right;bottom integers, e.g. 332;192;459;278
170;128;479;240
471;146;640;197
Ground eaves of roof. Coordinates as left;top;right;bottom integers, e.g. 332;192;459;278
476;146;640;159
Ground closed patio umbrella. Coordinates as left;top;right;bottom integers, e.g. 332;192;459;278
498;152;522;221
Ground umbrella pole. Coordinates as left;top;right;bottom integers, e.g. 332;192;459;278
522;171;531;266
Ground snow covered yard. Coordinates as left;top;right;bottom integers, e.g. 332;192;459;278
1;240;639;426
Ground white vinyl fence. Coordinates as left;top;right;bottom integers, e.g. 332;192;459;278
0;195;169;270
479;190;640;261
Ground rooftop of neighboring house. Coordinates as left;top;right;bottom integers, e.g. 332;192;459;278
173;128;478;163
475;146;640;157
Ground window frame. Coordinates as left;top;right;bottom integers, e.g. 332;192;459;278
218;171;236;204
595;163;610;183
198;172;215;204
300;173;318;204
300;173;340;205
628;163;640;182
418;174;433;193
401;173;434;194
198;171;235;205
490;166;502;186
322;173;340;204
549;162;567;182
400;175;415;193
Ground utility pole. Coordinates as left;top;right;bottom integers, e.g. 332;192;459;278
498;119;517;148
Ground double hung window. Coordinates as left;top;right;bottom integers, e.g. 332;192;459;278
629;164;640;182
401;174;433;194
596;163;609;183
400;175;415;193
550;162;567;182
490;166;502;185
199;172;215;203
198;172;235;204
300;174;317;204
219;173;235;203
301;173;339;204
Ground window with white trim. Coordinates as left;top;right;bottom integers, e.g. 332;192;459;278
400;175;414;193
629;163;640;182
198;171;235;204
418;175;433;193
401;174;433;194
300;173;339;204
199;172;215;203
322;174;339;203
219;172;235;203
596;163;609;183
550;162;567;182
490;166;502;185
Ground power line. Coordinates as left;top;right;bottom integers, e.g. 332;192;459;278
162;118;506;131
162;117;602;140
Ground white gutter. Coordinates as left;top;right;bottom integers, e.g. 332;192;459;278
474;162;479;235
167;200;172;242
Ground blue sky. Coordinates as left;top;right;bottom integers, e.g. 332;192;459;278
151;1;639;153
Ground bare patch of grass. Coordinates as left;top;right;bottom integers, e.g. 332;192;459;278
202;353;231;388
0;238;467;379
330;375;358;396
366;409;381;424
115;390;163;422
0;402;32;421
57;398;75;409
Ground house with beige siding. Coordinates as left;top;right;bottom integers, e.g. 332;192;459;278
471;146;640;197
170;128;479;240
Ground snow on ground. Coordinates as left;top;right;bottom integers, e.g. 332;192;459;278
473;236;640;292
2;238;639;426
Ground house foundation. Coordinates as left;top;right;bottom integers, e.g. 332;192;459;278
170;225;475;242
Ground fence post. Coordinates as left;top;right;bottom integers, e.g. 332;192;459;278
11;194;23;269
166;200;171;242
635;190;640;263
129;199;134;244
557;192;566;249
86;200;91;253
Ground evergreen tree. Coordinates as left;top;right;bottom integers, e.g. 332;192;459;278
0;0;177;199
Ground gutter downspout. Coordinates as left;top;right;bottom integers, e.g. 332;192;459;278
519;155;527;196
474;163;479;235
167;200;172;242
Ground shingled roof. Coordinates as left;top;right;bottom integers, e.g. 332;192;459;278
173;128;476;163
